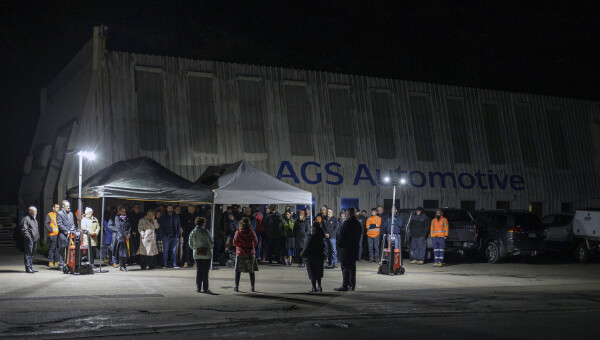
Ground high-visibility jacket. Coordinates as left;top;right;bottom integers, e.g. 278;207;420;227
366;216;381;238
430;217;449;237
46;212;58;236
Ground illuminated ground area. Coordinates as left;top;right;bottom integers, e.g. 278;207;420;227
0;248;598;339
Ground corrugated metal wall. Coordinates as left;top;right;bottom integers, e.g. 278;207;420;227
36;49;600;216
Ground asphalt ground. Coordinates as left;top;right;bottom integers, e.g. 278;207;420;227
0;248;599;339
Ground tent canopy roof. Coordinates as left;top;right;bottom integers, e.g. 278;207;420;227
195;160;312;204
67;157;213;203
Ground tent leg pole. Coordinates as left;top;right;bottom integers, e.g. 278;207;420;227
95;197;108;273
210;204;216;271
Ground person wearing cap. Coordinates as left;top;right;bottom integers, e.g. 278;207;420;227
81;207;100;265
430;209;449;267
409;207;430;265
21;206;40;273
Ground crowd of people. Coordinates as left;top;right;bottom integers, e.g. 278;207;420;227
19;200;450;293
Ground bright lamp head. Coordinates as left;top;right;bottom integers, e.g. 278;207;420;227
400;178;407;185
78;151;96;160
383;176;391;183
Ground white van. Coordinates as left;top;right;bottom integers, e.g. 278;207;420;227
572;210;600;262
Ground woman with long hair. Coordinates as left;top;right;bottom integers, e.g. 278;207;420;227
232;217;259;292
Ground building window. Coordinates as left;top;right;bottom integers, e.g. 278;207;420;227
514;104;538;167
408;93;435;162
135;69;166;151
328;88;356;158
284;84;313;156
383;198;399;212
370;91;395;159
238;79;266;153
446;97;472;164
481;102;505;164
546;108;570;170
460;200;476;213
496;201;510;210
188;76;217;153
341;198;360;211
423;200;439;209
561;202;573;213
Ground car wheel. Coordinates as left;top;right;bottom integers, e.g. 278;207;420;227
485;241;501;264
574;242;590;263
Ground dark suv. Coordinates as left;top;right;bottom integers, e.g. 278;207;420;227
472;210;545;263
404;208;479;255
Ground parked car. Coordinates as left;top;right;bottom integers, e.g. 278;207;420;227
472;210;545;263
541;213;575;251
572;210;600;263
404;208;479;257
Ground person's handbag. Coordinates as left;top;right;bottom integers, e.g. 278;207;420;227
196;247;209;256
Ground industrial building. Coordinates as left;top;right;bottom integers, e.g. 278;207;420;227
19;27;600;221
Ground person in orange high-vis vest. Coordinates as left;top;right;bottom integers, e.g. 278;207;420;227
430;209;449;267
45;203;60;267
366;208;382;262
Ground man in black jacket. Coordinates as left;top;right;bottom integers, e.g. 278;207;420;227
21;206;40;273
56;200;75;271
409;207;430;264
323;208;339;269
335;208;363;291
180;205;199;268
127;203;144;265
263;205;282;264
354;209;366;261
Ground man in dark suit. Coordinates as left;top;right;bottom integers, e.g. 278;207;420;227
56;200;75;271
335;207;363;291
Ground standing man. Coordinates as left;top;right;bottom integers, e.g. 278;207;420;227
45;203;60;268
409;207;429;265
316;205;327;224
56;200;75;272
21;206;40;273
366;208;381;262
181;205;199;268
323;208;339;269
252;206;264;261
160;205;181;269
263;204;282;264
127;203;144;265
335;208;362;291
382;207;403;249
354;208;366;262
430;209;449;267
293;210;310;268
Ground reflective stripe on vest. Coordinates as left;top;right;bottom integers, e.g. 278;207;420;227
430;217;449;237
366;216;381;238
48;212;58;236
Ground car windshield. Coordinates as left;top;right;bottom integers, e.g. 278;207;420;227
513;213;543;231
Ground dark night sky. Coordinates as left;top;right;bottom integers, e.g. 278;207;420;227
1;1;599;205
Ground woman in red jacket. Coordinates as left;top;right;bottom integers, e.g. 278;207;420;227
233;217;259;292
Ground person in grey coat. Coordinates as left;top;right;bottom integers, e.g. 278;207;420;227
21;206;40;273
56;200;75;271
334;208;363;291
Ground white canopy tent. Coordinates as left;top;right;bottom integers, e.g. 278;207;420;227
196;160;313;268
